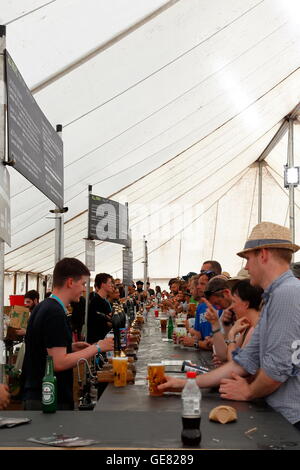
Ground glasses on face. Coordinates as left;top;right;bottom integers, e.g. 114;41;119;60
204;288;224;299
201;270;216;277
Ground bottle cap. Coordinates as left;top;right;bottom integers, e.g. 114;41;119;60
186;371;197;379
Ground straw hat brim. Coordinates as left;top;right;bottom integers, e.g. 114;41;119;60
237;242;300;258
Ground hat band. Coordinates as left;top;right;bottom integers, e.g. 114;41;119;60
244;238;292;250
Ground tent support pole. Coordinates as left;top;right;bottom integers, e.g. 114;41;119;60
143;236;148;290
54;125;64;264
124;204;130;298
83;185;92;341
258;161;263;223
178;233;182;277
287;119;295;259
0;26;6;382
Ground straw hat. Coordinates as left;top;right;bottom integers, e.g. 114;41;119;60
237;222;300;258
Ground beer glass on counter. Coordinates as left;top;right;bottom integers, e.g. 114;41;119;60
147;363;165;396
112;357;128;387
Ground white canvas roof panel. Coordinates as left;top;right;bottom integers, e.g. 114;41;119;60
2;0;300;279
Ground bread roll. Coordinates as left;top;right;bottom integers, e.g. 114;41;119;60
209;405;237;424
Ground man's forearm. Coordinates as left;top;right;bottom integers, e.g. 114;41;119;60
49;345;98;372
211;332;227;361
248;369;282;399
196;360;247;388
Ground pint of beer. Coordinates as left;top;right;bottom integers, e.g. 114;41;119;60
160;317;167;332
148;363;165;396
112;357;128;387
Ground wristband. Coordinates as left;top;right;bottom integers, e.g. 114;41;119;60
211;328;221;335
225;339;237;344
95;344;102;354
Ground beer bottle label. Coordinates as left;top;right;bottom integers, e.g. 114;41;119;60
42;382;55;405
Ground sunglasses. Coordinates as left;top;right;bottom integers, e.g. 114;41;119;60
204;287;224;299
200;270;216;277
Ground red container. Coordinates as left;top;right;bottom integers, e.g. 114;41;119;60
9;295;25;307
154;309;159;318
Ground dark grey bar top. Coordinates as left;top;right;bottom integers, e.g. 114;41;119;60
0;313;299;449
93;313;300;449
0;409;299;450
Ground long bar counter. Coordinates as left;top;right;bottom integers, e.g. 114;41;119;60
0;312;299;449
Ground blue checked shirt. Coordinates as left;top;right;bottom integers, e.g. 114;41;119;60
232;270;300;424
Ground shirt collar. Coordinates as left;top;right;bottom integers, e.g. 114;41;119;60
262;270;294;303
50;294;67;313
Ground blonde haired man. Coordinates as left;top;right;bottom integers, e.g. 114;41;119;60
159;222;300;429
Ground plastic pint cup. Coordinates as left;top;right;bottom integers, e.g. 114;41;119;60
148;363;165;396
154;309;159;318
160;317;167;332
112;357;128;387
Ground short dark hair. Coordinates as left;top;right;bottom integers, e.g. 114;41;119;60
268;248;293;264
202;260;222;275
231;279;263;310
168;278;178;287
190;274;200;285
24;290;39;302
253;248;293;264
204;277;230;299
94;273;113;289
53;258;90;288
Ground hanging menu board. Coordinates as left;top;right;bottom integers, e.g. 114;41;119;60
5;51;63;208
122;248;133;286
88;194;129;247
0;165;11;246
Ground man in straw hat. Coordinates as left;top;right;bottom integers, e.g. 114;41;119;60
159;222;300;428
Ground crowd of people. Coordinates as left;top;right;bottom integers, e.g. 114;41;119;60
1;221;300;432
0;266;163;411
158;222;300;431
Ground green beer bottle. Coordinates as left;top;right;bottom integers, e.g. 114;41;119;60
167;315;174;340
42;355;57;413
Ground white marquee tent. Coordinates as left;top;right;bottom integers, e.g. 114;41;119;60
1;0;300;297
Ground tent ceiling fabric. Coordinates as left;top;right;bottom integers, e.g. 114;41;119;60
2;0;300;277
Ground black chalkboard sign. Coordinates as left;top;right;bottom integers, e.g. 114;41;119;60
88;194;129;247
0;165;11;245
123;248;133;286
5;51;63;208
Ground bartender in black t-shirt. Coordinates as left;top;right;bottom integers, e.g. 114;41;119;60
87;273;115;343
22;258;114;410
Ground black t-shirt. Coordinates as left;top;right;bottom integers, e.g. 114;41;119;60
87;293;112;343
70;296;86;331
22;298;73;407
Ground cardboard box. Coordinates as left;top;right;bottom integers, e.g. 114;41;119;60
8;305;29;329
4;306;12;317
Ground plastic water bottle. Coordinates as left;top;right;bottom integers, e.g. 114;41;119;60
181;371;201;446
105;332;114;360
